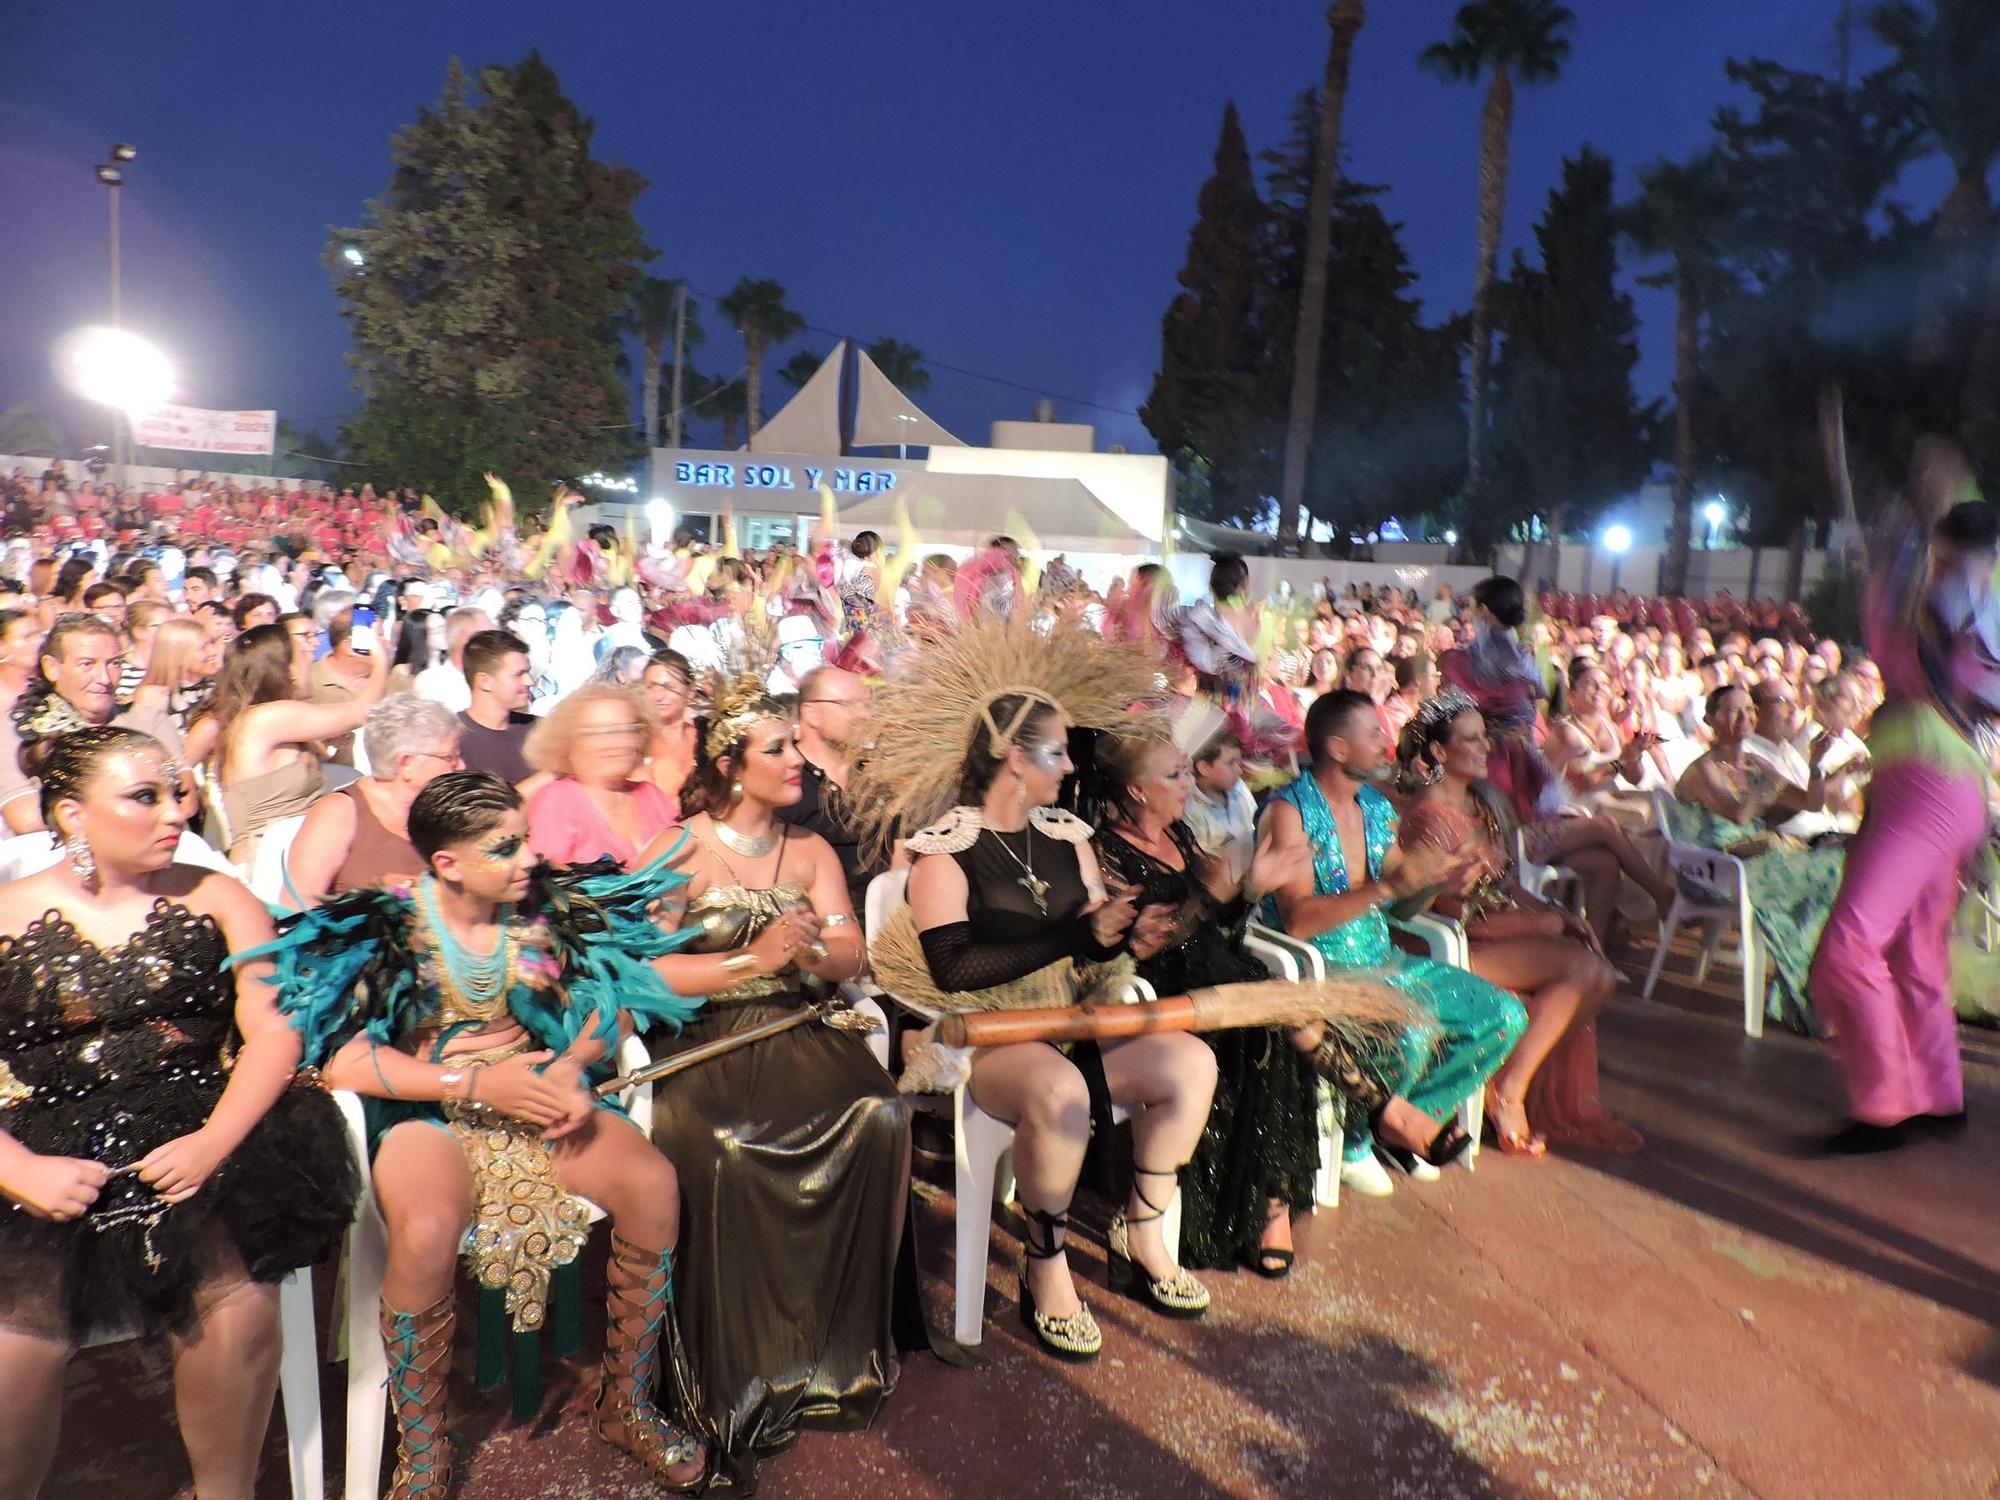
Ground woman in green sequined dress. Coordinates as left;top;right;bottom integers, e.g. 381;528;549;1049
1262;691;1529;1173
1672;686;1844;1033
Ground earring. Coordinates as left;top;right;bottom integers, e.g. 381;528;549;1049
729;780;744;804
66;832;96;888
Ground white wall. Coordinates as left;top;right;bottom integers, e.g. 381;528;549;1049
0;454;298;490
923;443;1169;544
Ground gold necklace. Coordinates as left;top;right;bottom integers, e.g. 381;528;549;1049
419;894;520;1025
712;817;776;858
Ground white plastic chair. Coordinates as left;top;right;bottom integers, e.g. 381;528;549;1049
1511;825;1580;911
82;1272;322;1499
1640;789;1764;1038
334;1033;655;1500
247;814;309;905
859;870;1179;1348
1241;921;1343;1210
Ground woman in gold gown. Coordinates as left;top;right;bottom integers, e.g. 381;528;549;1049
636;681;911;1492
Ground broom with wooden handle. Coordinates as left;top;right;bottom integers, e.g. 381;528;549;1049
932;977;1422;1050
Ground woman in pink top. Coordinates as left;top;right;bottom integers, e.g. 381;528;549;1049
523;683;676;868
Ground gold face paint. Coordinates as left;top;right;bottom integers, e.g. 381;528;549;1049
475;832;526;867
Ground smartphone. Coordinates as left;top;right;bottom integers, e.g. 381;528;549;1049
352;605;377;655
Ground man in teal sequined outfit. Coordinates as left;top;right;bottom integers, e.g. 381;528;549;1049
1262;690;1528;1172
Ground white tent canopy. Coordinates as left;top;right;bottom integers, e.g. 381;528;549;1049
748;344;964;454
749;345;846;454
837;472;1147;553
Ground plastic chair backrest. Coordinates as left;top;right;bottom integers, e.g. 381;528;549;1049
864;869;910;948
249;814;310;905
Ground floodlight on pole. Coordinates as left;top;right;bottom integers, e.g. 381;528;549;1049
57;326;175;418
110;143;138;163
1703;498;1727;550
1603;523;1632;592
1443;529;1459;546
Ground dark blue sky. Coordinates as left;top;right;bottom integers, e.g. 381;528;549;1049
0;0;1938;463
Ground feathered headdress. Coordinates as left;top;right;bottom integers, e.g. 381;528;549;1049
703;673;789;762
844;612;1163;860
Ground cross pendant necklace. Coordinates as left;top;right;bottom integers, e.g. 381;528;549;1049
989;826;1049;915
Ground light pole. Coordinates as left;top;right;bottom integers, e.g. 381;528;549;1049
96;143;137;483
1604;523;1633;593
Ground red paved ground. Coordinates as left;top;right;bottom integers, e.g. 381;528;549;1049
49;933;2000;1499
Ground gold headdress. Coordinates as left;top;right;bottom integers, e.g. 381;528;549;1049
844;612;1163;860
703;674;789;762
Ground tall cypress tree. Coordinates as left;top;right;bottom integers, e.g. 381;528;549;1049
1142;103;1272;525
1261;90;1464;542
1489;147;1654;566
328;54;653;508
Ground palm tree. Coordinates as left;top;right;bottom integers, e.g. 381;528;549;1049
1279;0;1368;538
1621;152;1735;596
778;350;825;392
866;337;932;394
1871;0;2000;359
711;378;750;451
719;278;805;448
623;277;677;448
1421;0;1575;522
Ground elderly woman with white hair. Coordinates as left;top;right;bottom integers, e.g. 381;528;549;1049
280;693;465;906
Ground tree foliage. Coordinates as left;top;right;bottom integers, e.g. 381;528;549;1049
327;53;652;509
1488;147;1655;559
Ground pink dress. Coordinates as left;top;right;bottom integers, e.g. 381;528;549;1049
526;777;676;869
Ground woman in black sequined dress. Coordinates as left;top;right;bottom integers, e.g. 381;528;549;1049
1090;729;1324;1276
0;728;354;1498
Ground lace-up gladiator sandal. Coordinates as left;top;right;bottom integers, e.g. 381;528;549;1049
593;1233;708;1493
380;1293;456;1500
1106;1167;1211;1319
1016;1205;1102;1362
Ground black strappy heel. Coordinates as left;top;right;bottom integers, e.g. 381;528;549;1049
1244;1203;1296;1280
1106;1168;1211;1319
1372;1109;1475;1172
1016;1205;1102;1362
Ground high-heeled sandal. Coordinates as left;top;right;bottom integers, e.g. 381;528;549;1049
1368;1101;1474;1171
1484;1085;1547;1158
1107;1167;1210;1318
1243;1204;1296;1280
1017;1205;1102;1362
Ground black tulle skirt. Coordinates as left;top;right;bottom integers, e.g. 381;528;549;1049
649;1000;912;1492
0;1075;358;1344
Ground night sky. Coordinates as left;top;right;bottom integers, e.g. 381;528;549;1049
0;0;1942;465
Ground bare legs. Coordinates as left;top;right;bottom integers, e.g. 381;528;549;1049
171;1278;283;1500
1467;935;1619;1152
1101;1033;1218;1283
0;1278;282;1500
374;1112;702;1490
0;1329;69;1500
1546;816;1673;943
969;1031;1217;1317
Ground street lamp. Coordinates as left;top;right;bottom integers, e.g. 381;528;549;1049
58;327;175;417
1704;498;1727;549
95;143;137;480
1603;523;1632;592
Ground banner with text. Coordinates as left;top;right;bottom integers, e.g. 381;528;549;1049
133;404;277;456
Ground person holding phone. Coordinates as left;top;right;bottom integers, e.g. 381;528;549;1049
308;603;379;767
